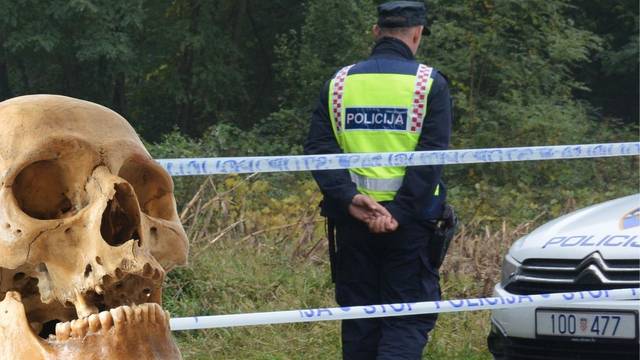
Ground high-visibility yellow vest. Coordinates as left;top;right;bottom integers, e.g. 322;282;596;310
328;64;437;201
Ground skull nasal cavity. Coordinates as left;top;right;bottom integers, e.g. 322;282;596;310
100;183;141;247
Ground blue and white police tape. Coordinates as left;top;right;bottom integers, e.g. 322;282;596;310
169;287;639;331
158;142;640;176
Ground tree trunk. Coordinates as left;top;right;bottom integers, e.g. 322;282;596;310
112;72;127;116
0;59;12;101
17;59;30;92
246;0;274;119
0;37;12;100
231;0;247;45
176;0;200;136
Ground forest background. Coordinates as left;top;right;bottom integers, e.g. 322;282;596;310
1;0;638;358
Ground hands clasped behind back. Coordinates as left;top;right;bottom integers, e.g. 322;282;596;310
348;194;399;234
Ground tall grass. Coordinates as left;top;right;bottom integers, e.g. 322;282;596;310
162;174;548;359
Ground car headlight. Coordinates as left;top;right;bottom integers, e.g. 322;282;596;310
500;254;521;287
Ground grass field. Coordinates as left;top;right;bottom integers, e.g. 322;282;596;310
159;174;555;359
165;240;495;360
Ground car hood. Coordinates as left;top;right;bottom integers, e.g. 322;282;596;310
510;194;640;262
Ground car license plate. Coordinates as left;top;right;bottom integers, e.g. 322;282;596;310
536;310;637;339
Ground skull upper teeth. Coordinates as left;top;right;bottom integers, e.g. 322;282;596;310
50;303;169;342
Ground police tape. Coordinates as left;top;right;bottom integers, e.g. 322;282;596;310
157;142;640;176
169;287;639;331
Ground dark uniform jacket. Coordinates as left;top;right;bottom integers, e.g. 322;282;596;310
304;37;453;225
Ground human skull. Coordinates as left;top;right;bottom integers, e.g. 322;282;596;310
0;95;188;359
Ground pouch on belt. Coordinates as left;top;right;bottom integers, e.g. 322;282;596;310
426;203;458;269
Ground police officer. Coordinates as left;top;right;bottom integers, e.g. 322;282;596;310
304;1;452;359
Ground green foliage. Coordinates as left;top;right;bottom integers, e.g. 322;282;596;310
165;240;493;359
269;0;379;154
162;172;497;359
275;0;376;111
0;0;307;139
165;241;342;359
423;0;600;147
2;0;637;140
134;0;251;136
409;0;639;225
1;0;144;106
568;0;639;123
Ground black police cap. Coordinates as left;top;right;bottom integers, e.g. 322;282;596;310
377;1;430;35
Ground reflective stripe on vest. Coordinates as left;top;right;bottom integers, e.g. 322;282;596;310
350;173;404;192
328;64;436;201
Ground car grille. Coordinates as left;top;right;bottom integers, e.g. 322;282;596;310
505;252;640;295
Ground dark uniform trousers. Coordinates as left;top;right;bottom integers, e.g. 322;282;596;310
334;217;440;360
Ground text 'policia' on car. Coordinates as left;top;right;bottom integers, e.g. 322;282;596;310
488;193;640;360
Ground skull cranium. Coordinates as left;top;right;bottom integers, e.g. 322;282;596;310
0;95;188;359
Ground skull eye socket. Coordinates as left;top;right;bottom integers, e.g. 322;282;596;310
13;160;75;220
119;160;176;221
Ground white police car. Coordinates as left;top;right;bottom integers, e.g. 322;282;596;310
488;194;640;360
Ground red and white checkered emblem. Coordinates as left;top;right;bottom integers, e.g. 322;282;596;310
409;65;433;133
331;65;354;131
580;318;588;332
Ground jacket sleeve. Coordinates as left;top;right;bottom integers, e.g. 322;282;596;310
385;71;453;225
303;81;358;217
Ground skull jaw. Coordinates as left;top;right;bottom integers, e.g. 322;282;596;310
0;292;181;360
